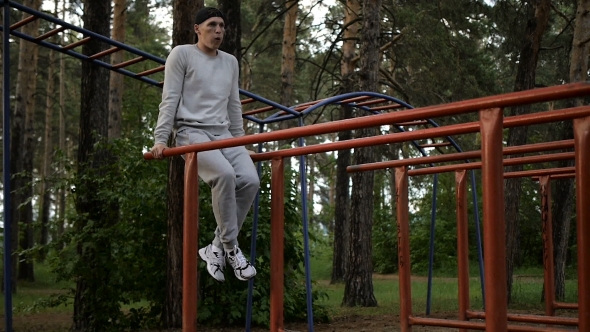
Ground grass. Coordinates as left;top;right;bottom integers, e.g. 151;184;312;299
308;248;579;318
0;252;580;326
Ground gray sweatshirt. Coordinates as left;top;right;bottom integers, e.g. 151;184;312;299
153;44;244;145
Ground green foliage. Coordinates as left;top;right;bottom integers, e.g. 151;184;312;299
46;136;168;331
197;164;329;327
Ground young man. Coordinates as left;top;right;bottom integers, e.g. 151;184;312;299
150;7;259;282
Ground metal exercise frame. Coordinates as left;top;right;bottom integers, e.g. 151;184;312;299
1;2;488;332
145;82;590;332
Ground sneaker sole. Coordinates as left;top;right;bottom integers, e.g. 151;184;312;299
199;248;225;282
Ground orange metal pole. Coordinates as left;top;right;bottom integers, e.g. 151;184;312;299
554;302;578;310
466;310;578;326
504;167;576;179
455;170;470;332
410;316;573;331
574;116;590;332
479;108;507;331
540;176;556;316
145;98;590;161
270;157;285;332
347;140;575;173
395;166;412;332
183;152;199;332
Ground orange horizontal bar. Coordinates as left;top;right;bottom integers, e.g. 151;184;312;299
10;15;38;30
371;103;403;111
504;167;576;179
533;173;576;180
35;26;66;41
410;316;573;331
61;37;92;50
89;46;120;60
406;152;574;177
113;56;145;69
348;139;574;173
240;98;255;105
355;98;387;107
144;83;590;160
554;301;579;310
466;310;578;326
136;65;165;77
418;142;451;148
395;120;429;126
409;316;485;330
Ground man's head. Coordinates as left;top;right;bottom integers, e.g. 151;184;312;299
194;7;226;54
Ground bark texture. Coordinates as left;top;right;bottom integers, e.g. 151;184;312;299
342;0;380;307
331;0;360;284
162;0;203;327
504;0;550;303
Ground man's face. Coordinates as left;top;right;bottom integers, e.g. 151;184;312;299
195;17;225;51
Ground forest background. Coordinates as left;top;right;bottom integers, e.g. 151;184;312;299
0;0;588;330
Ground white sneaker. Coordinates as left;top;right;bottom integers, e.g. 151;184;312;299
199;244;225;282
226;246;257;281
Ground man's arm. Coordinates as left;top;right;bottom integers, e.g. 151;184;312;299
153;46;186;146
227;57;245;138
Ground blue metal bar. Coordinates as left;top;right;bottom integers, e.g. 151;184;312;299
8;1;166;65
3;1;13;330
239;89;301;117
0;27;163;87
245;123;265;332
426;174;438;315
297;117;314;332
470;171;486;309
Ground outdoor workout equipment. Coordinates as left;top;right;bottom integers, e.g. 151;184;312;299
3;2;588;332
1;3;487;331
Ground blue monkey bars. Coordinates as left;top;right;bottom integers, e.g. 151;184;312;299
1;2;486;332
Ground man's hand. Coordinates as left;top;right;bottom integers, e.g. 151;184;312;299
151;143;167;159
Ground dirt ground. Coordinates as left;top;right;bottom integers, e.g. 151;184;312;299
1;312;462;332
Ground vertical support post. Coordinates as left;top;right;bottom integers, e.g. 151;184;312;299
270;157;285;332
479;107;507;331
574;116;590;332
395;166;412;332
426;174;438;315
183;152;199;332
3;1;13;331
455;170;470;331
539;176;555;316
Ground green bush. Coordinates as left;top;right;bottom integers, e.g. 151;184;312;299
46;140;327;330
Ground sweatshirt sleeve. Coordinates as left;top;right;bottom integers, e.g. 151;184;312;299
154;46;185;145
227;56;245;138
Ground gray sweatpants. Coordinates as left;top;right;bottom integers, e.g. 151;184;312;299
176;127;260;251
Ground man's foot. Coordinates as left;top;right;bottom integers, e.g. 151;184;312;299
226;246;256;281
199;244;226;282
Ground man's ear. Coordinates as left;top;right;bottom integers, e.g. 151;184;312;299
194;24;199;35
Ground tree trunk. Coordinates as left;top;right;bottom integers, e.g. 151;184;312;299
342;0;380;307
278;0;298;148
504;0;550;304
218;0;242;64
109;0;126;139
162;1;203;327
550;0;590;301
39;12;58;260
12;0;42;283
332;0;360;284
73;0;113;329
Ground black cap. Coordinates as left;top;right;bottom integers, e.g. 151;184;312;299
195;7;226;25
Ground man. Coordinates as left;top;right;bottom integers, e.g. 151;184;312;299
150;7;259;282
